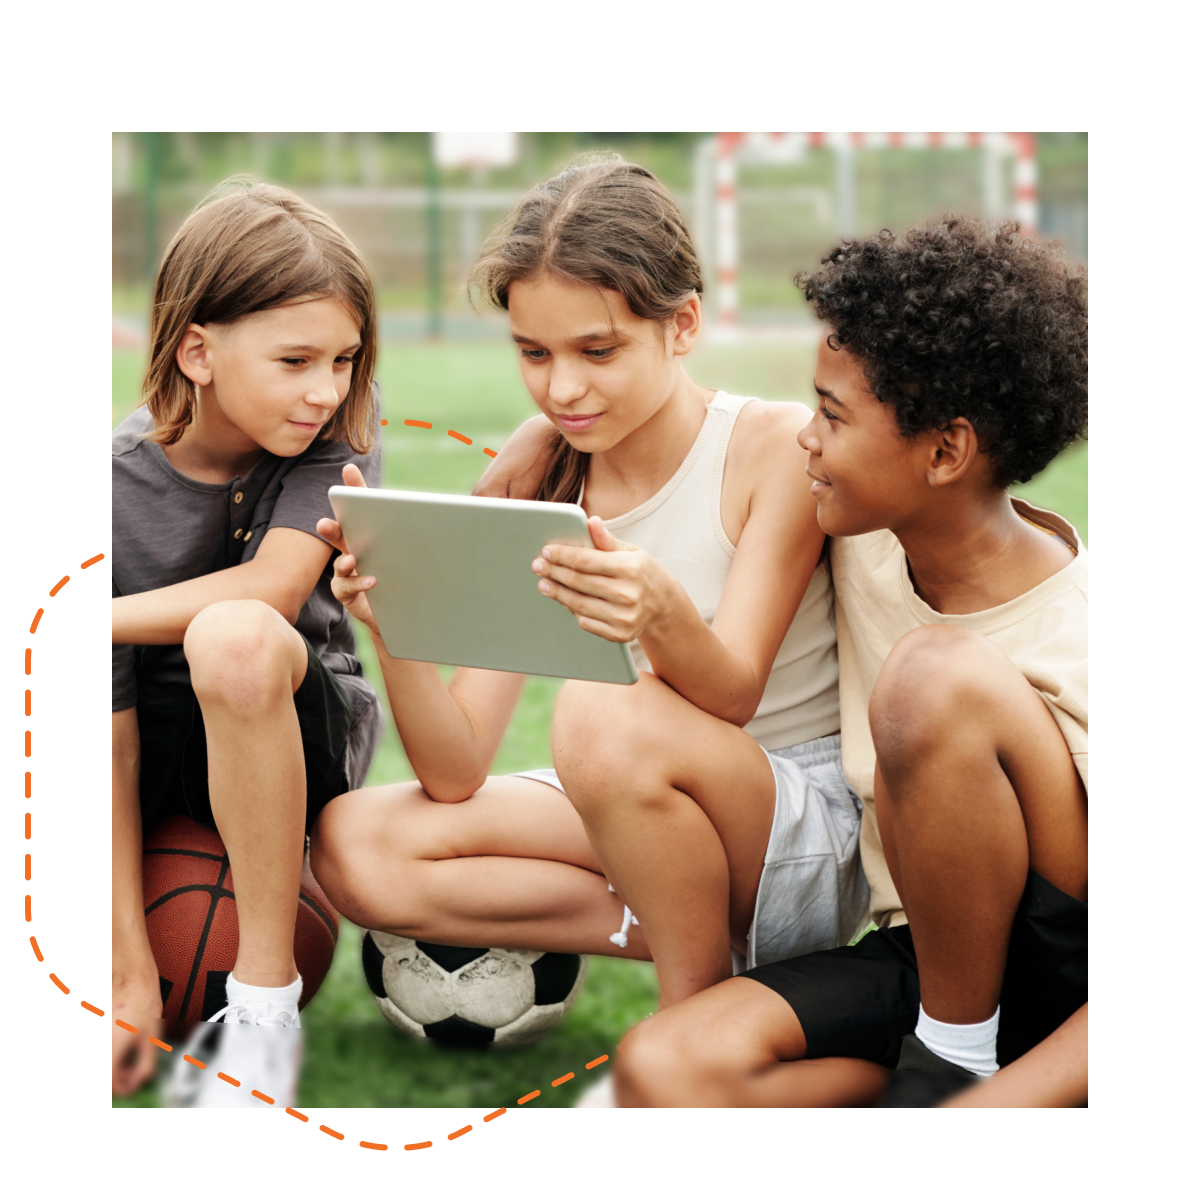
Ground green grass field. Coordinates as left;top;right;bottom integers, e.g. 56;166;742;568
112;336;1087;1108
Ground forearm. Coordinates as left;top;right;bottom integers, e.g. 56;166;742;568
370;633;519;802
113;561;302;645
638;583;763;726
112;710;158;984
943;1004;1088;1108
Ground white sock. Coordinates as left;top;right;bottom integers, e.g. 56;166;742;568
914;1003;1000;1076
226;973;303;1021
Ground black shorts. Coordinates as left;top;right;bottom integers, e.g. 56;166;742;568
743;871;1087;1069
136;640;358;836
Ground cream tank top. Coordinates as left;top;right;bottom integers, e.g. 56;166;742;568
599;392;840;751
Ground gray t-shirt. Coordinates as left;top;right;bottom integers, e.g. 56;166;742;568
112;398;382;742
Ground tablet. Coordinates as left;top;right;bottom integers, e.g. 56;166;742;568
328;486;638;685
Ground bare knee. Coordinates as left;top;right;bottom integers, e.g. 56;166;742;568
615;1016;734;1107
184;600;299;712
869;625;1012;769
310;786;437;932
553;674;672;817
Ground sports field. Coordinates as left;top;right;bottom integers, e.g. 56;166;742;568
111;336;1088;1108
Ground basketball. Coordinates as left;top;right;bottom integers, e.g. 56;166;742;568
142;815;339;1022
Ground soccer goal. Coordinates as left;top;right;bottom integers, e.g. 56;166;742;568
691;132;1038;338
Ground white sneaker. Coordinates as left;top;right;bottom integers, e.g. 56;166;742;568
162;1009;304;1109
575;1072;617;1108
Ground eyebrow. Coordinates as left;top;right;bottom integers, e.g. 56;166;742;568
511;330;620;345
814;385;848;409
276;342;361;354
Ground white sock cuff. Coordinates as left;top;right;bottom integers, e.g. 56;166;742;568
915;1003;1000;1077
227;973;303;1008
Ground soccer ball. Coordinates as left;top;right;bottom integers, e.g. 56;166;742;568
361;931;587;1047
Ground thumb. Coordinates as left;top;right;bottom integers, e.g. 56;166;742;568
343;462;367;488
587;515;627;552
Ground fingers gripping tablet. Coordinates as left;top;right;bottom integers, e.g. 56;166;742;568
328;486;638;684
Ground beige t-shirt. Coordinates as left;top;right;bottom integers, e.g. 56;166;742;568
831;498;1088;929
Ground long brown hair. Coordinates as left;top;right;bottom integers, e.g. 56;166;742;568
142;178;377;454
469;158;703;502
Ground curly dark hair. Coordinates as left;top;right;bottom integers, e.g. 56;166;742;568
798;216;1087;487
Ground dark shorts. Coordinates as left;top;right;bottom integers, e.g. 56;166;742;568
136;640;359;836
742;871;1087;1069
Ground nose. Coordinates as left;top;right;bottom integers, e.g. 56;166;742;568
547;360;587;407
798;413;821;454
305;373;341;410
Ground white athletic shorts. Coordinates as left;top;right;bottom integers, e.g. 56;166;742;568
512;732;870;972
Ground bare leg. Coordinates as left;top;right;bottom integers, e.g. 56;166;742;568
616;977;888;1107
870;625;1088;1025
311;775;651;959
184;599;310;989
553;673;777;1007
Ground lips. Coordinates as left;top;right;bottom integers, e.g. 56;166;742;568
806;469;832;497
558;413;602;433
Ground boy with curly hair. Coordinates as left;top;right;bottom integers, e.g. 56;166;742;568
614;216;1088;1107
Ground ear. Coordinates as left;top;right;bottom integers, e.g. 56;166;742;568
668;293;702;356
175;323;215;387
925;417;979;488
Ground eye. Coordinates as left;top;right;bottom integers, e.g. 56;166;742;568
520;348;549;361
281;357;306;366
584;347;616;359
819;403;840;423
334;354;357;366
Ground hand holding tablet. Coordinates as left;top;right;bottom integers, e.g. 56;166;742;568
324;469;638;685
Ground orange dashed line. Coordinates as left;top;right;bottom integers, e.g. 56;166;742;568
218;1072;240;1087
30;609;43;634
552;1072;575;1087
517;1090;541;1105
448;430;472;445
586;1054;609;1069
24;648;31;674
252;1090;275;1105
49;576;70;597
150;1037;172;1052
25;689;30;716
29;936;42;962
380;419;389;426
24;895;31;921
404;419;432;429
50;973;69;994
183;1054;206;1069
81;1001;104;1017
24;813;30;838
448;1125;471;1141
287;1108;308;1122
360;1141;387;1151
25;774;31;799
483;1108;505;1122
320;1125;344;1141
25;854;31;881
81;553;105;569
25;731;31;756
404;1141;432;1151
484;448;497;458
115;1019;138;1034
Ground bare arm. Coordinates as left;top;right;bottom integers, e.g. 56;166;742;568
942;1004;1088;1108
318;464;525;802
111;707;162;1094
112;526;335;645
471;413;558;500
535;404;825;726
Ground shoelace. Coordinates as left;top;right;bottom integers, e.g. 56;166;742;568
206;1003;300;1028
607;883;639;948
